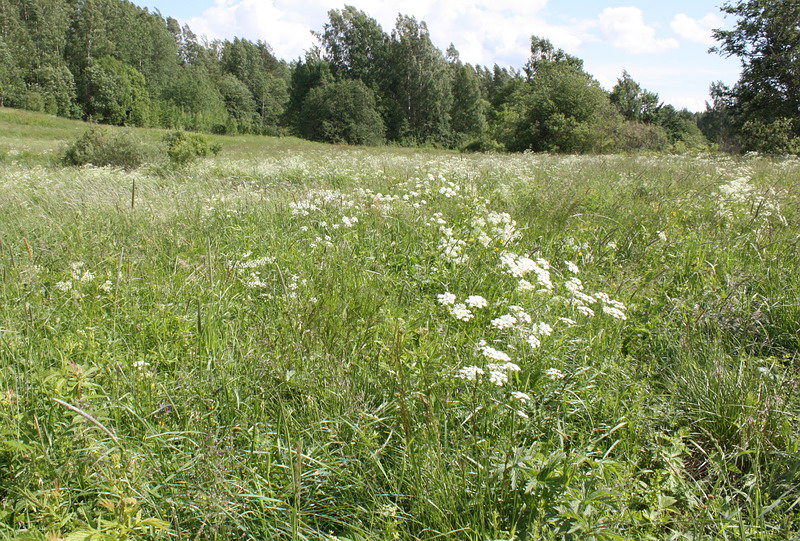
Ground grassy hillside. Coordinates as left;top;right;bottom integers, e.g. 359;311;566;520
1;110;799;539
0;108;329;162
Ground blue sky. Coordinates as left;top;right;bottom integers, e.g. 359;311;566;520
134;0;743;111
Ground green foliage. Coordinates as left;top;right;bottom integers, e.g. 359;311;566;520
384;15;453;145
220;38;289;131
286;50;333;131
611;121;670;152
162;130;222;165
450;62;487;146
739;117;800;155
217;73;257;129
2;133;800;537
316;6;389;88
610;70;660;123
653;105;709;150
62;126;156;168
299;79;384;145
504;49;620;153
0;38;24;107
712;0;800;153
31;64;79;117
82;56;151;126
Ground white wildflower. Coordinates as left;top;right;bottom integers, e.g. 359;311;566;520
545;368;565;380
564;277;583;294
133;360;151;371
488;370;508;387
55;280;73;292
565;260;580;274
465;295;488;308
508;305;532;324
487;362;521;373
457;366;484;381
517;279;535;291
532;322;553;336
479;345;511;362
602;306;628;320
437;292;457;305
577;306;595;317
491;314;517;329
451;303;474;321
511;391;531;403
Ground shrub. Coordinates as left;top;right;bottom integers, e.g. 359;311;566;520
62;127;156;169
740;117;800;155
162;131;221;166
299;79;385;145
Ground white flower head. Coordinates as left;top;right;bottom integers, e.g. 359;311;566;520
491;314;517;329
602;306;628;320
465;295;488;309
437;292;457;305
488;370;508;387
511;391;531;403
545;367;565;380
451;303;474;321
55;280;73;292
479;345;511;362
457;365;484;381
565;260;580;274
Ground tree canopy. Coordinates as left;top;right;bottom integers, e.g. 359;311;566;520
0;0;726;153
712;0;800;153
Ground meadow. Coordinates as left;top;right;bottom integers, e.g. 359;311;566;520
0;109;799;539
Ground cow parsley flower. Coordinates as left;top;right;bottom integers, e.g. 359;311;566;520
602;306;628;320
545;368;565;380
479;345;511;362
491;314;517;329
532;322;553;336
55;280;73;292
509;305;532;324
451;303;474;321
465;295;488;308
437;292;456;305
457;366;484;381
511;391;531;403
526;334;541;349
489;370;508;387
565;260;580;274
487;362;520;373
577;305;595;317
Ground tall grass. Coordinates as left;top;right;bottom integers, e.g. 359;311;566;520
0;147;798;539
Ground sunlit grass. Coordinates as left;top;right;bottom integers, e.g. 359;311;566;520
0;116;799;539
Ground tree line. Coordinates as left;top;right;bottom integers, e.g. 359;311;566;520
0;0;795;153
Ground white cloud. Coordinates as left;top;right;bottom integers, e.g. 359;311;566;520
185;0;591;68
671;13;723;45
597;7;679;54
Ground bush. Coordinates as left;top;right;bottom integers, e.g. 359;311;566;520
740;117;800;155
461;137;505;153
162;131;222;166
611;121;669;152
62;127;156;169
299;79;384;145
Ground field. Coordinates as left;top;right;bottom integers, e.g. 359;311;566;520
1;109;799;539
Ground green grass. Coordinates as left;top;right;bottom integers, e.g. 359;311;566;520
0;110;799;539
